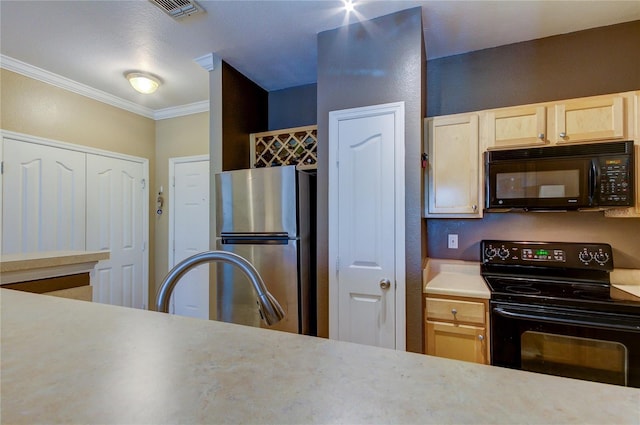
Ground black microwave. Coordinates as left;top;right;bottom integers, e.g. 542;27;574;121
485;141;635;210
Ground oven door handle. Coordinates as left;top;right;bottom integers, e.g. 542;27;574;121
493;307;640;332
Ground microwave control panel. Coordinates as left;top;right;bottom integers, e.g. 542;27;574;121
481;240;614;270
598;156;632;205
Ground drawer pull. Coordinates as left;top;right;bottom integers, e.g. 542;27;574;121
451;308;457;317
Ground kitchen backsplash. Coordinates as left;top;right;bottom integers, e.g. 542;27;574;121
426;212;640;269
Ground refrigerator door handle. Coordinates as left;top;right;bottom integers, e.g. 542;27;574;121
220;233;290;245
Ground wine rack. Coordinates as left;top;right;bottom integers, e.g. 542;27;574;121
251;125;317;170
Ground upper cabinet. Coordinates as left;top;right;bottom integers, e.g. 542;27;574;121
486;106;548;149
486;92;634;150
552;95;625;144
424;113;482;218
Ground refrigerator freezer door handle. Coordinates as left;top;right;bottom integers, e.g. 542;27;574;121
220;233;290;245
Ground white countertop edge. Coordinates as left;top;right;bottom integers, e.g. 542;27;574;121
423;258;490;298
0;251;110;284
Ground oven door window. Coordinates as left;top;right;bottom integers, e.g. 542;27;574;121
521;331;627;386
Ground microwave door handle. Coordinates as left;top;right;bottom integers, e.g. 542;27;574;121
589;159;599;201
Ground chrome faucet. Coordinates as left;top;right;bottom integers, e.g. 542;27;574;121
155;251;285;326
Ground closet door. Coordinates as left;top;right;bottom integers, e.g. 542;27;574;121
328;102;406;350
86;154;145;309
2;139;86;254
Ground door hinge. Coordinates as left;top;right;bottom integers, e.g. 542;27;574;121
1;161;3;174
172;176;175;187
142;242;146;252
141;178;146;189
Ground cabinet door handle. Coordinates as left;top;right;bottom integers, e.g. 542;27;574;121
538;133;545;140
478;335;484;341
559;132;567;138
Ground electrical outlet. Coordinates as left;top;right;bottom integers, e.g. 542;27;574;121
448;234;458;249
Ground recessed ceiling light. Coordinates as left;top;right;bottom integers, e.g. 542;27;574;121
343;0;355;13
125;72;161;94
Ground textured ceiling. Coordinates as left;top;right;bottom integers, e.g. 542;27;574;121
1;1;638;113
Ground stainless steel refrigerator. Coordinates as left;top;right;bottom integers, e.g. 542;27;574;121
214;165;316;335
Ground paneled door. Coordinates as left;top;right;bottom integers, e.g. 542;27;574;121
86;154;145;309
169;156;210;320
2;139;86;254
328;102;406;350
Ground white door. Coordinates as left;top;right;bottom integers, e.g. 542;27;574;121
2;139;86;254
169;156;210;319
86;154;146;309
328;102;406;349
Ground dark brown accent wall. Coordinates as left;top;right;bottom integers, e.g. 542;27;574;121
317;7;426;352
427;20;640;117
222;62;268;171
426;20;640;268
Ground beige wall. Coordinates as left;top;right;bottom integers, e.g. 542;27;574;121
1;69;157;299
154;113;209;297
1;69;155;158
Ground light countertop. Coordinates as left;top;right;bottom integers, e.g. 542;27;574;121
610;268;640;300
2;289;638;424
0;250;109;272
423;258;490;299
0;251;109;284
423;258;640;302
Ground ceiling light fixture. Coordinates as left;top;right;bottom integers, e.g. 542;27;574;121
126;72;161;94
343;0;355;13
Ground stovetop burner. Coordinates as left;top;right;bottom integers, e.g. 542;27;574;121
485;276;610;301
504;285;541;295
480;240;640;315
485;276;611;302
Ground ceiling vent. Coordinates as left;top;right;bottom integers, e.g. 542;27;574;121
149;0;204;20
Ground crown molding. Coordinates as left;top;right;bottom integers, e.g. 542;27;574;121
154;100;210;120
194;53;218;71
1;54;209;120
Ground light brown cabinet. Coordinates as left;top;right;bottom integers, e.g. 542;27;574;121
424;295;489;364
424;114;482;218
486;105;548;149
486;92;634;150
552;95;626;144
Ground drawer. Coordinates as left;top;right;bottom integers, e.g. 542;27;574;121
426;297;485;324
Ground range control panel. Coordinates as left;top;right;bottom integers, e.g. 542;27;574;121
481;240;614;270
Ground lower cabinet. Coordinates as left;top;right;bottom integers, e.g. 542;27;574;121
424;295;489;364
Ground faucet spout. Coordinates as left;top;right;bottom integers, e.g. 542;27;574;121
155;251;285;326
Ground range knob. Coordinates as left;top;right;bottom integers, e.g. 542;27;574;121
594;251;610;265
484;247;497;260
578;250;593;264
498;247;510;259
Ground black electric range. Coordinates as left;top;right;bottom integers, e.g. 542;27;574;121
480;240;640;388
